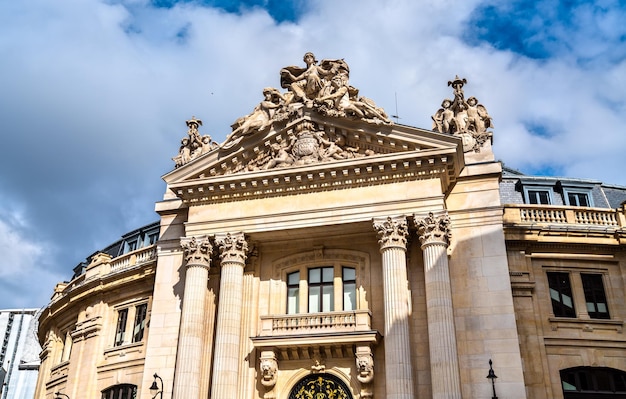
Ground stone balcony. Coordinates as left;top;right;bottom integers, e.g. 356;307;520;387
502;204;626;243
251;310;380;360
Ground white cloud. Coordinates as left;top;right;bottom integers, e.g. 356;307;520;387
1;0;625;307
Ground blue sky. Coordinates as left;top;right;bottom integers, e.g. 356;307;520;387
1;0;625;309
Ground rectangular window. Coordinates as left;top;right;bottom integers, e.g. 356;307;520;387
126;240;137;252
342;267;356;311
287;271;300;315
566;192;590;207
114;309;128;346
132;303;148;342
527;189;552;204
308;267;334;313
147;232;159;245
547;272;576;318
581;274;610;319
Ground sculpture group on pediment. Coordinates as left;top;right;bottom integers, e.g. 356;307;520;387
228;121;377;173
172;117;219;168
432;76;493;152
218;52;392;152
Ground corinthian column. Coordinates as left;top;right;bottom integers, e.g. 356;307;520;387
174;236;213;399
210;232;248;398
415;212;461;399
372;216;414;399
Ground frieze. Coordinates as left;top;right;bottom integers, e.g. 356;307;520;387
431;76;493;152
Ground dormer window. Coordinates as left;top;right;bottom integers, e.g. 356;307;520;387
525;187;554;205
516;178;597;207
563;189;591;207
557;181;595;207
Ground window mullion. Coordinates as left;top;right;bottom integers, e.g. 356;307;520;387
571;273;589;320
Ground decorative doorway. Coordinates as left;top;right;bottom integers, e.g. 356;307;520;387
288;373;353;399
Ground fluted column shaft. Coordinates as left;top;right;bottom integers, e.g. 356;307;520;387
210;233;248;399
415;212;461;399
174;236;213;399
373;216;414;399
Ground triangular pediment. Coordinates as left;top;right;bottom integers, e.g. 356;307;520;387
164;109;464;205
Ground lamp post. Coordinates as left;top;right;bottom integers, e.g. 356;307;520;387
486;359;498;399
54;392;70;399
149;373;163;399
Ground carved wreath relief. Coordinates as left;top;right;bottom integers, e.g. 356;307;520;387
431;76;493;152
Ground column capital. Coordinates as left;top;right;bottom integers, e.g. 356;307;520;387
215;232;248;264
414;211;451;247
373;216;408;250
181;236;213;269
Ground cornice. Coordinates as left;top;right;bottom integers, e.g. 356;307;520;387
169;147;459;205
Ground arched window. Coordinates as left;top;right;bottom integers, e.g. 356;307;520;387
101;384;137;399
561;367;626;398
289;374;353;399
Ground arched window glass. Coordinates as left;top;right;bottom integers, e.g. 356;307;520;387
289;374;353;399
101;384;137;399
561;367;626;398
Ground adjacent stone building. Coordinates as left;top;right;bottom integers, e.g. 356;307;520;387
34;53;626;399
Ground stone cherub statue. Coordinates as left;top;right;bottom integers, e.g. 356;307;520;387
172;117;218;168
431;76;493;152
432;76;493;135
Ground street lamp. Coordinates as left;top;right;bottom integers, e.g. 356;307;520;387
54;392;70;399
486;359;498;399
149;373;163;399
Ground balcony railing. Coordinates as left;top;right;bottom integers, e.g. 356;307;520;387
258;310;372;337
503;205;624;228
109;245;157;273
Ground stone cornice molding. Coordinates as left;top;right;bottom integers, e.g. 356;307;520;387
215;232;248;264
181;236;213;269
415;211;452;247
373;216;409;250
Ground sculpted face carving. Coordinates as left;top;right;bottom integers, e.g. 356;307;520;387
356;353;374;384
260;357;278;387
431;76;493;152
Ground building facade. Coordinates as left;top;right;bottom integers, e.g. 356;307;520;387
34;54;626;399
1;309;41;399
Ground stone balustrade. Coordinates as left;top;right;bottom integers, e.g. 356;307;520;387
109;245;157;273
503;205;624;227
258;310;372;337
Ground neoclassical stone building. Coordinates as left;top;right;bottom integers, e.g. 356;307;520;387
35;54;626;399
